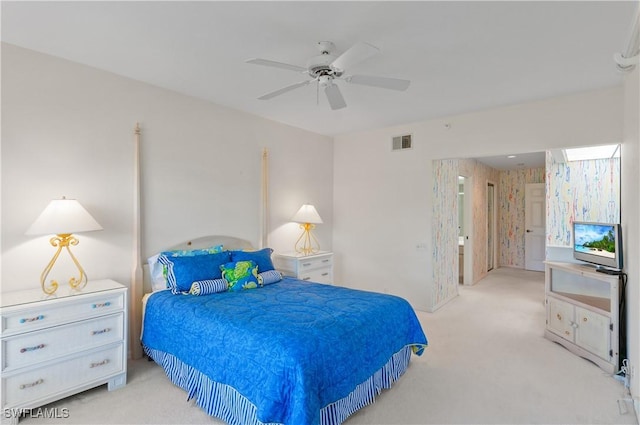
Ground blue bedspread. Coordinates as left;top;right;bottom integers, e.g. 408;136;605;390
142;278;427;425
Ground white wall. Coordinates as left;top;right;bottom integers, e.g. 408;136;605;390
334;87;622;312
333;127;433;310
621;66;640;412
1;43;333;294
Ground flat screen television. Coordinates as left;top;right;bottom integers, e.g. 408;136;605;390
573;221;623;271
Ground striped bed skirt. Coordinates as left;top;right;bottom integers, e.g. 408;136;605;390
143;344;413;425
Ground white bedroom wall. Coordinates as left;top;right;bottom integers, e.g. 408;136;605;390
1;43;333;293
333;87;622;312
621;66;640;413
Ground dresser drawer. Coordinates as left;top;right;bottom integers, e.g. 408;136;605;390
2;292;125;336
274;252;334;284
297;255;333;272
2;313;124;372
2;343;124;408
299;269;333;284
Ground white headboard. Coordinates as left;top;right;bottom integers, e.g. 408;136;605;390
142;235;254;294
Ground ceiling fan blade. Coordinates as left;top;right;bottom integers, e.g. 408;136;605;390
246;58;307;73
258;80;311;100
331;42;380;72
346;74;410;91
324;83;347;110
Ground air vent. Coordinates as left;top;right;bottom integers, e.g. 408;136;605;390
392;134;412;151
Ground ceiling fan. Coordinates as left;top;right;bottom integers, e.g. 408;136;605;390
246;41;410;110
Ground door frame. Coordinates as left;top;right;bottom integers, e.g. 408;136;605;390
487;180;498;272
524;182;546;271
459;174;473;285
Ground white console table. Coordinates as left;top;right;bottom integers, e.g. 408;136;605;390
544;261;621;374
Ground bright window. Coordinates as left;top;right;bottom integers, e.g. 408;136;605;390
564;144;620;161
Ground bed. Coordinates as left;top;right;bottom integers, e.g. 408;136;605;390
139;236;427;425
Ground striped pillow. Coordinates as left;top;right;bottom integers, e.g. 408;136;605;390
189;279;228;295
258;270;283;285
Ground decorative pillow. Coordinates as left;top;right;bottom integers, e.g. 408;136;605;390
230;248;275;273
147;244;224;291
189;279;228;295
161;251;231;294
221;260;260;292
258;270;283;285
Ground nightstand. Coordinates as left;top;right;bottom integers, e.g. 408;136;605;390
273;251;334;284
0;280;127;424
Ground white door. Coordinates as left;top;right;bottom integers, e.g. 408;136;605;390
525;183;546;271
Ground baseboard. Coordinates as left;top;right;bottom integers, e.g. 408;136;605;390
428;292;459;312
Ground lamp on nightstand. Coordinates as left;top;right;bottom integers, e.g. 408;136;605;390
292;204;323;256
26;197;103;295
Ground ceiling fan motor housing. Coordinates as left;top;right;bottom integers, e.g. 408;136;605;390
307;53;342;78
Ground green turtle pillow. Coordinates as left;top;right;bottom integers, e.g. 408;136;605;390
221;260;260;292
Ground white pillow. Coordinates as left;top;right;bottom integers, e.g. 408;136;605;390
147;253;167;292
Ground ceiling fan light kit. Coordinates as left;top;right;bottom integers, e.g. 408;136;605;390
246;41;411;110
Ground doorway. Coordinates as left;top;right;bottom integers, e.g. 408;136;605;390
525;183;546;271
458;175;473;285
487;181;496;272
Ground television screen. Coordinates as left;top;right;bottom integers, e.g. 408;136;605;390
573;221;622;270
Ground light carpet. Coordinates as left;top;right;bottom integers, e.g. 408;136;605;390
20;268;637;424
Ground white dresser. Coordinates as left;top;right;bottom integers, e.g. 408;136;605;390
1;280;127;423
274;252;333;284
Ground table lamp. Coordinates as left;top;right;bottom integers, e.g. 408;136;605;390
26;197;103;294
292;204;323;256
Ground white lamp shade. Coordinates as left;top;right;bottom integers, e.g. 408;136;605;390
26;198;103;235
291;204;323;224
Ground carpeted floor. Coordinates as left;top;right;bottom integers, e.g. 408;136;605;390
18;268;637;424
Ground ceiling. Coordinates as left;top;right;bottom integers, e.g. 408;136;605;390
1;1;636;137
475;151;547;171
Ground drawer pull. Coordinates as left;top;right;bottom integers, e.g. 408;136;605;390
321;273;329;276
302;277;311;281
556;313;562;321
19;315;45;324
20;343;46;353
92;301;112;309
583;317;588;322
20;378;44;389
90;359;110;368
302;263;312;267
322;259;330;263
92;328;111;336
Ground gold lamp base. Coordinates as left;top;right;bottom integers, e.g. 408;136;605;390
40;233;88;295
294;223;320;256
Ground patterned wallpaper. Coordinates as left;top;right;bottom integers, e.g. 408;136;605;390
432;159;459;309
432;158;500;308
432;152;620;311
459;159;501;283
498;167;546;267
546;152;620;247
